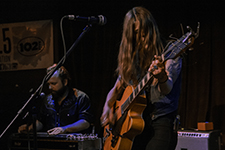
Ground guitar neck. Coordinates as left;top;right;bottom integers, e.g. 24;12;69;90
121;72;153;113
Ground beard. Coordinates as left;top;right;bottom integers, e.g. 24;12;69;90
51;86;68;100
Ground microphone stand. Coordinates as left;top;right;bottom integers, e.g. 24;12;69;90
0;24;92;150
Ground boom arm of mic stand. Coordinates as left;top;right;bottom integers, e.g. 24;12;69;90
45;24;92;81
0;24;92;140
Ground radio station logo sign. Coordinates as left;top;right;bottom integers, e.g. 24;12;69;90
17;37;45;56
0;20;53;71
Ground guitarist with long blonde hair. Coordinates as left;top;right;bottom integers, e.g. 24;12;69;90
101;6;182;150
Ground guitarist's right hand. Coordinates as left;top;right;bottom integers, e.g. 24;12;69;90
101;76;123;127
101;105;117;127
100;105;110;127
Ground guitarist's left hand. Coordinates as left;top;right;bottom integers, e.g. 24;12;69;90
149;55;168;83
149;55;174;95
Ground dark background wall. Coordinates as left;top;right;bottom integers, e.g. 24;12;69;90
0;0;225;149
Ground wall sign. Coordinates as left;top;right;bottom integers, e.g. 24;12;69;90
0;20;53;71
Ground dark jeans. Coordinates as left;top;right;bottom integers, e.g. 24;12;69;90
132;112;178;150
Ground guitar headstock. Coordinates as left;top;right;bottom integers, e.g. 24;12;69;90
162;22;200;61
188;22;200;39
186;22;200;51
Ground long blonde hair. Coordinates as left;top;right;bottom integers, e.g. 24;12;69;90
117;6;164;86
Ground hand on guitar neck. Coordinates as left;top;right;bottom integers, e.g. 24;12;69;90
148;55;172;95
149;55;166;80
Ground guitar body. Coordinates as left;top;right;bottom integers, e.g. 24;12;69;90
103;86;147;150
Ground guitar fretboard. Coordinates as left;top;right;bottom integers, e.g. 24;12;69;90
121;72;152;114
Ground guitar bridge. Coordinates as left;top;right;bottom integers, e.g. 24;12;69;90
103;128;110;144
111;135;119;148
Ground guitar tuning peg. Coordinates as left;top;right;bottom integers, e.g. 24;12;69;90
187;26;193;33
186;22;200;39
189;47;194;51
194;22;200;38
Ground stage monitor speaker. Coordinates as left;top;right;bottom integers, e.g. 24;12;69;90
175;130;221;150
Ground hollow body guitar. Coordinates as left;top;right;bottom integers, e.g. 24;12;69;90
103;85;148;150
103;28;197;150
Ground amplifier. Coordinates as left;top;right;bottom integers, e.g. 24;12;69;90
8;132;102;150
175;130;221;150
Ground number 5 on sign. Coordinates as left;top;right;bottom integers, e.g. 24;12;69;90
0;28;11;54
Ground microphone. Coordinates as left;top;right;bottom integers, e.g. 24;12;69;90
39;92;46;99
66;15;107;25
35;92;45;99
